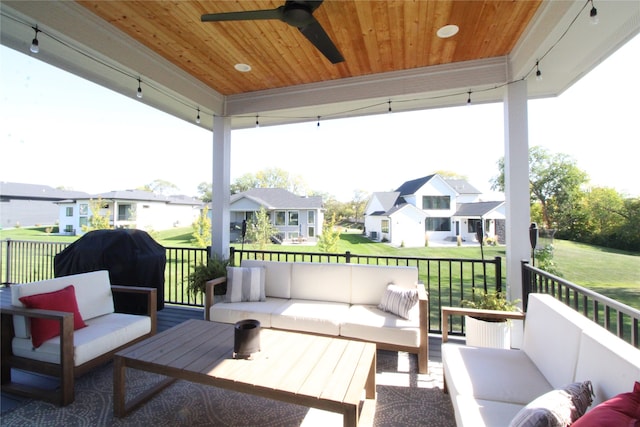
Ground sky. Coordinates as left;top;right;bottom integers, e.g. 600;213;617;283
1;33;639;203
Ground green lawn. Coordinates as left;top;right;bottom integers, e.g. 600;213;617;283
2;226;638;309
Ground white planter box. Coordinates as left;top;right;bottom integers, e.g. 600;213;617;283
465;315;511;349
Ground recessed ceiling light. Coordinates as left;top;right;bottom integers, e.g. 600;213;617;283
234;63;251;72
437;24;459;39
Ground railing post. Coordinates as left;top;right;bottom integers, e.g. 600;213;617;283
229;246;236;265
345;251;351;264
521;260;531;311
4;239;12;285
494;256;502;293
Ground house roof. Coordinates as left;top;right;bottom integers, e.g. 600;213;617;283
454;201;504;217
444;179;482;195
0;181;89;201
230;188;323;210
84;190;202;205
395;175;436;196
386;203;428;218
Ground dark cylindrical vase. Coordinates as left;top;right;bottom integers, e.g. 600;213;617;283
234;319;261;359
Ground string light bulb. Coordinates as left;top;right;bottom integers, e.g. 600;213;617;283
30;26;40;54
589;0;599;25
535;61;543;81
255;115;259;128
317;116;320;127
467;91;472;105
388;100;392;114
136;78;143;99
196;108;201;124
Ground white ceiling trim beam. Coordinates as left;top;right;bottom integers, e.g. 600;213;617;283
226;56;509;117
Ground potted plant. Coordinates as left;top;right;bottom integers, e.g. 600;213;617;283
461;291;521;349
186;255;229;299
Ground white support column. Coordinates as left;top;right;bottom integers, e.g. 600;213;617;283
211;115;231;260
503;79;531;304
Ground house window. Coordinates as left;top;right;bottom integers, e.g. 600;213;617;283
79;217;88;228
422;196;450;210
79;204;88;215
468;219;482;233
381;220;390;233
275;211;286;226
307;226;315;237
118;204;135;221
64;224;73;232
66;207;73;217
288;211;299;226
426;217;451;231
307;210;315;224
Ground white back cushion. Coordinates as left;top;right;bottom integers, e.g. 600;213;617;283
290;263;352;303
522;294;592;388
241;260;292;299
574;325;640;406
350;264;418;305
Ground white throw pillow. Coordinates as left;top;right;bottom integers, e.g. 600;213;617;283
378;284;418;320
226;267;266;303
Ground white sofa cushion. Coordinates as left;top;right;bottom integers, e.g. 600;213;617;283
241;260;292;299
11;312;150;366
522;294;592;389
11;270;115;339
453;395;524;427
270;299;350;336
350;264;418;305
341;305;420;348
208;298;289;328
290;263;352;304
574;326;640;406
442;344;553;405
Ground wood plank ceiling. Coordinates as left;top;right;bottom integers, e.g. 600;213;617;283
76;0;542;97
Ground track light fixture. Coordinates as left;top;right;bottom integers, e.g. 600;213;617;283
196;108;201;124
589;0;599;25
388;100;392;114
317;116;320;127
467;91;472;105
535;61;542;81
136;78;143;99
255;115;259;128
30;26;40;54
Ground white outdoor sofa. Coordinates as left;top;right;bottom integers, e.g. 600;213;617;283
441;293;640;427
204;260;429;373
1;270;157;406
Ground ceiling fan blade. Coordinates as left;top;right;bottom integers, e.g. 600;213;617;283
201;8;283;23
299;19;344;64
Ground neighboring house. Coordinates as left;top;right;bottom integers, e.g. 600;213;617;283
57;190;203;235
364;174;505;247
0;182;89;228
228;188;324;244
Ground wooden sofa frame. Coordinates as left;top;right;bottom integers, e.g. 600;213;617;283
0;285;157;406
205;276;430;374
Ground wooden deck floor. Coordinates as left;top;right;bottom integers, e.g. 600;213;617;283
0;288;445;415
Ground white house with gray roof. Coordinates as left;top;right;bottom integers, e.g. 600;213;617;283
229;188;324;244
364;174;505;247
57;189;203;235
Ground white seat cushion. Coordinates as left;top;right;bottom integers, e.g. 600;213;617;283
208;297;289;328
453;395;524;427
442;344;553;405
290;263;352;304
350;264;418;305
341;304;420;348
270;299;349;336
12;312;150;366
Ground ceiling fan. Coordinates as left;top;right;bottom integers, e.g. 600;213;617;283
201;0;344;64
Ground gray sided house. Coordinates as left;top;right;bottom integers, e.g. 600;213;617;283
229;188;324;244
57;190;203;235
364;174;505;247
0;182;89;229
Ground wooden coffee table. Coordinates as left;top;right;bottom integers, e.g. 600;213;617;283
113;319;376;427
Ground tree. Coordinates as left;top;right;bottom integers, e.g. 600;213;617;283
138;179;178;195
191;206;211;248
196;182;212;203
231;167;307;195
317;213;341;253
246;207;278;250
82;198;111;232
491;146;588;230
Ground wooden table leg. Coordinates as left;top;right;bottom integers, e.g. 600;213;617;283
365;351;376;399
343;404;358;427
113;356;126;417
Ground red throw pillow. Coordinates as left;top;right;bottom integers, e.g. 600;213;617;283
572;381;640;426
19;285;87;348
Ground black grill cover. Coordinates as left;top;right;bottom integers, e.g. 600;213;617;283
54;229;165;312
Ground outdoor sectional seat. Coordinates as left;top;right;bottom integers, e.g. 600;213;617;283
1;270;157;406
441;293;640;427
205;260;429;373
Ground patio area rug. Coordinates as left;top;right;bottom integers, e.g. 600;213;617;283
0;350;455;426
